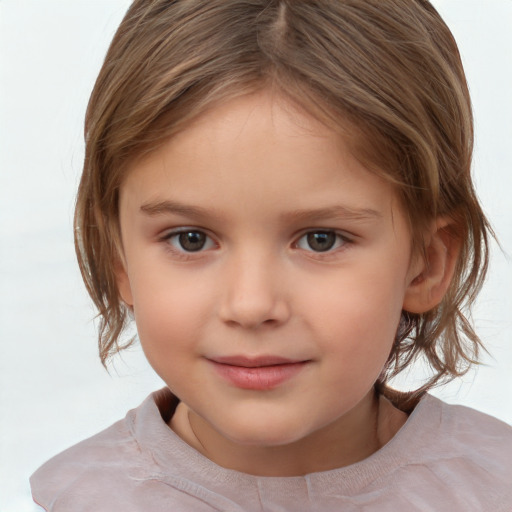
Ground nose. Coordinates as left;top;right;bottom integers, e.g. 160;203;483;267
218;252;290;329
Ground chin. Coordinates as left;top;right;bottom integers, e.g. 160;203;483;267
218;416;313;448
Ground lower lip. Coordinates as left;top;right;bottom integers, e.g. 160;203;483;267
210;361;308;390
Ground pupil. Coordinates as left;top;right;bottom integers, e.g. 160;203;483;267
179;231;206;251
307;232;335;252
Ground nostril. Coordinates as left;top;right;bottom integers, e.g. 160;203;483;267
219;296;290;329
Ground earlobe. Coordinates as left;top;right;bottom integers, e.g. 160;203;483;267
403;218;461;314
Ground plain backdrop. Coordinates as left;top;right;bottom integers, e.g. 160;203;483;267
0;1;511;511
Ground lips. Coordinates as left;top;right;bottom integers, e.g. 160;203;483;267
211;355;302;367
207;355;310;390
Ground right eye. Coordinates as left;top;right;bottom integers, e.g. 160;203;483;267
165;230;215;252
295;230;348;253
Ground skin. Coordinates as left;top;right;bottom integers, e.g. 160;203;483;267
116;91;455;476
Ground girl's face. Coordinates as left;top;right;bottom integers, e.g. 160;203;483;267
117;91;420;461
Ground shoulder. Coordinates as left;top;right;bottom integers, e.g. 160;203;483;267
30;408;142;510
393;394;512;510
30;389;237;511
431;395;512;454
30;390;188;512
434;393;511;428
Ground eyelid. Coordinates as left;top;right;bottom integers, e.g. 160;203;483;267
293;229;354;253
160;226;213;239
160;227;218;254
157;226;354;258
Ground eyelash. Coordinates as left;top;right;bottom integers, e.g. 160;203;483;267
160;228;353;258
295;230;351;254
161;229;217;259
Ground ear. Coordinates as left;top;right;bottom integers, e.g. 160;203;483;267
114;255;134;307
403;218;461;314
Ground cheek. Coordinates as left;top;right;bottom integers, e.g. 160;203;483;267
305;264;405;319
132;287;208;389
300;262;406;358
129;270;215;359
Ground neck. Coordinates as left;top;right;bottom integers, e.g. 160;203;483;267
169;390;408;476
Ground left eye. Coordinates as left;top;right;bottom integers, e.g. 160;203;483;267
296;231;347;252
166;230;215;252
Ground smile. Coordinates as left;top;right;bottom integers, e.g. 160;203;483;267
207;356;310;390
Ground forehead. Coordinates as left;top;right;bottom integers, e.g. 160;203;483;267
120;91;400;226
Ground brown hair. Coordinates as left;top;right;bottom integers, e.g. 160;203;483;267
74;0;491;407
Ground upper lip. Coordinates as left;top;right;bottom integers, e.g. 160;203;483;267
208;355;308;368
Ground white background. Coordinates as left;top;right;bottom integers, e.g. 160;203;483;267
0;1;511;511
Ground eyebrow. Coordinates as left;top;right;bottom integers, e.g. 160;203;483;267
281;205;382;223
140;200;218;220
140;200;382;223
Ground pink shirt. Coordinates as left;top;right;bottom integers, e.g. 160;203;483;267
31;388;512;511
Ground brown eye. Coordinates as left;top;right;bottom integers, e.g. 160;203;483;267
307;232;336;252
166;230;214;252
297;231;346;253
178;231;206;251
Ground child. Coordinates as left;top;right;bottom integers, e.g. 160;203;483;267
30;0;512;510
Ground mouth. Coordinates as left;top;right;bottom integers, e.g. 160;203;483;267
207;355;311;390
